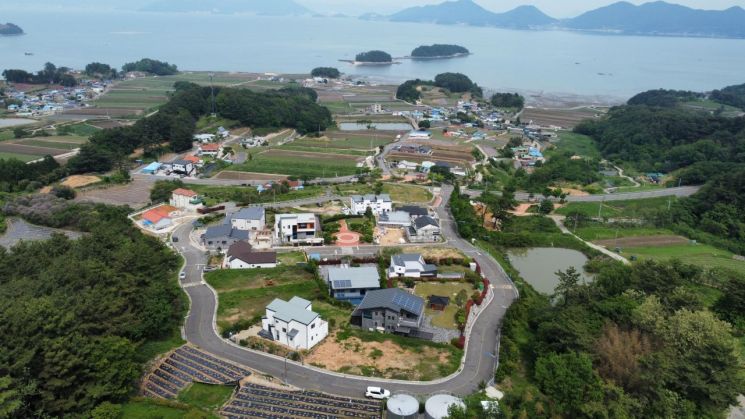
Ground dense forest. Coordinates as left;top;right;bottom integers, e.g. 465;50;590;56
0;156;65;193
84;62;118;79
0;22;23;35
2;62;77;86
354;50;392;63
711;82;745;110
395;73;482;102
121;58;178;75
310;67;340;78
490;92;525;109
410;44;469;57
626;89;703;107
0;197;183;417
67;82;331;174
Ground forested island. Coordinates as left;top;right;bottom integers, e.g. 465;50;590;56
310;67;341;78
0;22;23;35
410;44;469;59
353;50;393;64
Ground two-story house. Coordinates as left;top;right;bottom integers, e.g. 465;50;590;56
274;213;323;245
327;266;381;305
171;159;194;175
169;188;203;212
228;207;265;231
261;297;328;350
406;216;441;243
201;225;250;251
350;288;432;339
388;253;438;278
350;194;392;215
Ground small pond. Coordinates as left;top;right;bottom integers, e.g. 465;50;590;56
338;122;412;131
507;247;592;295
0;118;35;128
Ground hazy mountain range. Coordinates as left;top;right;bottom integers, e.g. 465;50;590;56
368;0;745;39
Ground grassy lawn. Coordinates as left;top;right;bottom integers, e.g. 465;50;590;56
121;398;219;419
178;383;235;411
187;184;326;206
546;131;601;160
279;144;370;156
572;225;675;241
205;265;313;292
0;152;39;162
61;122;100;136
556;196;675;218
414;282;474;329
334;183;432;203
232;152;361;177
624;243;745;276
612;183;665;193
277;251;307;265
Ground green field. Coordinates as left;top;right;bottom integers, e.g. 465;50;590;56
556;196;675;218
187;184;325;206
546;131;601;159
0;152;38;162
178;383;235;411
121;398;219;419
334;182;433;203
232;151;362;177
572;225;675;241
625;243;745;276
414;282;474;329
19;137;86;150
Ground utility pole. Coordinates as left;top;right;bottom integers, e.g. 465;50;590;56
209;73;216;116
598;199;604;219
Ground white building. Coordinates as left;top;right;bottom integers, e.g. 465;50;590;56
261;297;328;350
274;213;323;245
169;188;203;212
223;241;277;269
408;130;432;140
229;207;265;231
194;133;216;143
171;159;194;175
388;253;438;278
350;194;392;216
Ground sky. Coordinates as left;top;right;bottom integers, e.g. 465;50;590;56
299;0;745;17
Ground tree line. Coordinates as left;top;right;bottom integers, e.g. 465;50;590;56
410;44;469;57
395;72;483;103
0;197;184;417
355;50;392;63
2;62;78;86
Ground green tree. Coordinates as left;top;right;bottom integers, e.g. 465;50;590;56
534;352;603;416
553;266;582;305
91;401;122;419
538;198;553;214
0;376;21;418
150;179;184;203
418;119;431;129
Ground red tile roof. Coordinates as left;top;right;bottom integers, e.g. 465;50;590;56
172;188;198;197
142;205;177;223
200;143;220;151
183;155;201;163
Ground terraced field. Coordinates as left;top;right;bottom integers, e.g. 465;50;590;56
0;135;86;161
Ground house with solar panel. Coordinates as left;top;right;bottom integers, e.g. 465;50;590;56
260;297;328;350
326;266;381;305
351;289;432;340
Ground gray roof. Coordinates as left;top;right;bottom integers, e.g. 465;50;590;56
328;267;380;290
398;205;428;216
351;194;391;203
414;216;439;229
391;253;423;266
354;289;424;317
231;207;265;221
226;241;276;264
171;159;191;166
202;225;250;240
379;211;411;225
267;297;318;325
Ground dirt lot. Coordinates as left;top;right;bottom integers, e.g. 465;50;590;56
63;108;139;117
562;188;589;196
77;177;154;208
375;226;406;245
521;107;603;129
88;120;131;129
593;235;689;248
213;170;288;181
407;246;466;261
304;333;451;380
61;175;101;188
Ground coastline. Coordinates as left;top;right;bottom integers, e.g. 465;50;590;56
403;52;471;60
338;59;400;66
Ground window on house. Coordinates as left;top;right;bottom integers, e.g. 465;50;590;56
282;328;286;333
311;324;316;329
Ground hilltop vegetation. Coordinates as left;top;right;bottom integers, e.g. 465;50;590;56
410;44;469;58
490;92;525;109
396;72;482;103
2;62;77;86
122;58;179;76
354;50;392;63
0;22;23;35
711;82;745;110
626;89;703;107
84;62;118;79
310;67;340;78
0;199;183;417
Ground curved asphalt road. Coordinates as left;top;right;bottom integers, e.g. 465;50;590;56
174;185;517;397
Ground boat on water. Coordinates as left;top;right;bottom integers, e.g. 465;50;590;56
24;52;33;56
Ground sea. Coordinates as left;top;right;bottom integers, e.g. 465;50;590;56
2;9;745;101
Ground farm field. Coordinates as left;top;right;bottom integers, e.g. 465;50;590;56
0;135;86;161
414;282;474;330
623;242;745;276
555;196;675;218
572;225;675;241
334;183;433;203
545;131;601;159
232;149;363;177
0;152;38;162
521;107;604;129
187;184;326;206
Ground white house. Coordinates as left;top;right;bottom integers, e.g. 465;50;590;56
171;159;194;175
261;297;328;350
194;133;216;143
350;194;392;216
198;143;221;157
229;207;265;231
408;130;432;140
223;241;277;269
169;188;203;211
274;213;323;245
407;216;441;243
388;253;438;278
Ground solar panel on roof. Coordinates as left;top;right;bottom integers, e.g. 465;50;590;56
332;280;352;289
392;292;422;313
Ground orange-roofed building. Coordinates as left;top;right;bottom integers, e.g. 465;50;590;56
183;155;201;164
170;188;203;211
141;205;178;231
198;143;221;156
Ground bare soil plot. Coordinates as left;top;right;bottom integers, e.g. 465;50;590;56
0;143;63;157
407;246;466;261
375;226;405;245
87;120;131;129
64;108;140;117
77;177;154;208
61;175;101;188
594;235;689;248
521;107;602;129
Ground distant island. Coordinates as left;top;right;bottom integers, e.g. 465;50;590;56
410;44;470;59
375;0;745;39
0;22;23;36
352;50;393;65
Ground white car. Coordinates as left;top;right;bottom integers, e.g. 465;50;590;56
179;271;186;280
365;387;390;400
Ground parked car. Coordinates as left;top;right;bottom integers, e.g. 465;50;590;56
203;266;217;272
172;236;179;242
179;271;186;280
365;387;390;400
